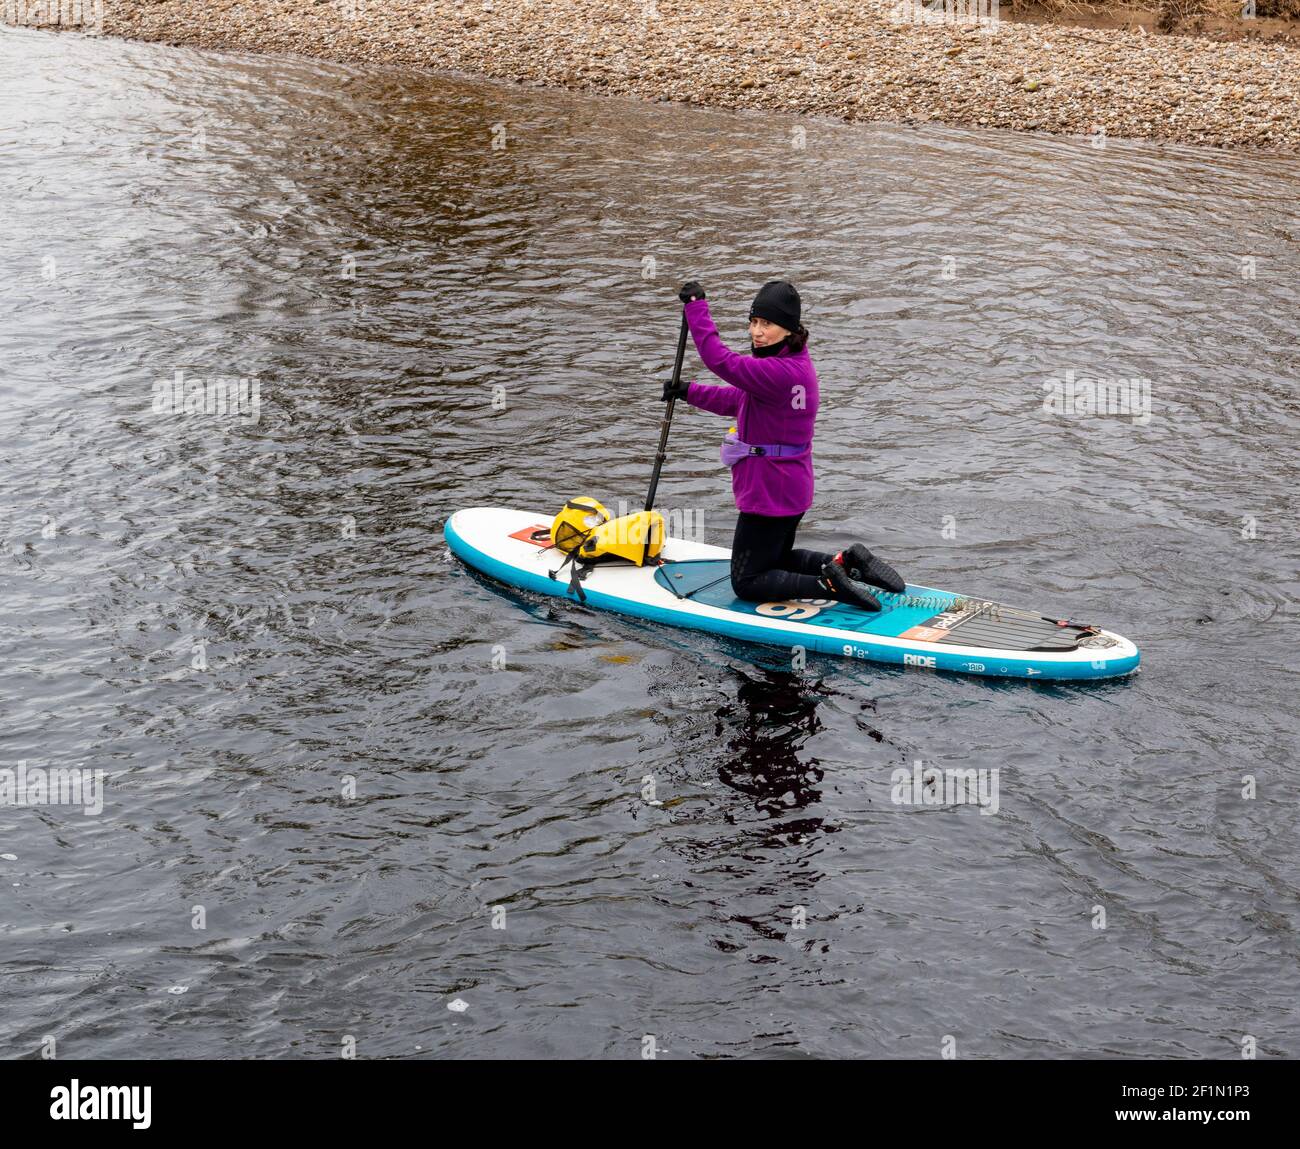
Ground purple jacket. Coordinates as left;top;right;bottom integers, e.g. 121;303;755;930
682;298;819;517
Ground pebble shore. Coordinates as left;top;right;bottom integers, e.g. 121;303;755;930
33;1;1300;152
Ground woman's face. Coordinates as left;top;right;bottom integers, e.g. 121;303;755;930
749;315;791;348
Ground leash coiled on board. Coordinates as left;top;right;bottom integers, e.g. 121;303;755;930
872;589;970;613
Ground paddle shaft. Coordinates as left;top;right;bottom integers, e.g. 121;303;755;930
644;307;688;514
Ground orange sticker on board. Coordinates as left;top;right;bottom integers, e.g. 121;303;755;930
899;625;949;642
510;524;552;546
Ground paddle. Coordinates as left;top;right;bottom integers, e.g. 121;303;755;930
644;307;689;516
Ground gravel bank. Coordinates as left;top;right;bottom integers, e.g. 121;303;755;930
19;1;1300;153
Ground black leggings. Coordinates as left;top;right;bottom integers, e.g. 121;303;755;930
731;511;835;603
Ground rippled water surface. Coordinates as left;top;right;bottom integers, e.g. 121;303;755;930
2;27;1299;1059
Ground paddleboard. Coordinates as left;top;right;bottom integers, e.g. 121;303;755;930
444;507;1140;682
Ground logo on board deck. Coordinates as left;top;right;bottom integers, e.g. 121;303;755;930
928;612;965;629
755;598;833;622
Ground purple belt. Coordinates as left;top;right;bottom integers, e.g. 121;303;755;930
720;428;810;468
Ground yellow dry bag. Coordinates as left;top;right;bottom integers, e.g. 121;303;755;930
550;497;611;554
581;510;664;565
549;497;664;566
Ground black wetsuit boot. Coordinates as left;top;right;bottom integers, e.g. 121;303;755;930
819;560;882;612
840;543;906;594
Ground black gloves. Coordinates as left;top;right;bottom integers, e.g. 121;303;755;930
661;378;691;402
678;281;706;304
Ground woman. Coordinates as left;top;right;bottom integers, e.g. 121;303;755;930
663;279;905;610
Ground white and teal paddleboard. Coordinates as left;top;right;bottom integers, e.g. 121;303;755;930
445;507;1140;682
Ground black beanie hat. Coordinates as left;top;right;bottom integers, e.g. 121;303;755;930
749;280;801;332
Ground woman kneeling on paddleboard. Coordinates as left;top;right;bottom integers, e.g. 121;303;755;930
663;279;905;610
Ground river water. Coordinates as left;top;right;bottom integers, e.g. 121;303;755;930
2;26;1298;1060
